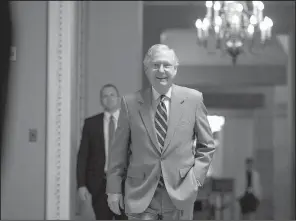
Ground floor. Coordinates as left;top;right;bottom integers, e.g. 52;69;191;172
75;199;271;220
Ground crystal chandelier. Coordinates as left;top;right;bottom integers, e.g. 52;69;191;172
195;1;274;65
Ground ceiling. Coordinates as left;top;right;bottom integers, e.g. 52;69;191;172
144;1;294;6
144;0;294;66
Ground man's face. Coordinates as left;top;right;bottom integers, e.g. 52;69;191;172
145;50;177;94
101;86;119;112
246;161;253;171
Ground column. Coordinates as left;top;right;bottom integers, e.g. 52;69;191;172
46;1;78;219
288;25;295;220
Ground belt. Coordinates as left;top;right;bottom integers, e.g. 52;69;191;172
104;173;164;187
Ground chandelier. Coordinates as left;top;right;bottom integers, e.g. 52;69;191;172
195;1;274;65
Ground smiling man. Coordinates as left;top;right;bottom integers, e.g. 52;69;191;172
106;44;216;220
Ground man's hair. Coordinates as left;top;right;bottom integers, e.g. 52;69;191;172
100;83;120;99
143;44;179;69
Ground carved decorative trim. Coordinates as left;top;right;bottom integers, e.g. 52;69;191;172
76;1;87;147
46;1;77;219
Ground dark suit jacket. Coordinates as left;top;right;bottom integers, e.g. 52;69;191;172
0;1;12;160
76;113;106;196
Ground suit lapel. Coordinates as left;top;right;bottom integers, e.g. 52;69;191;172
97;114;105;153
163;85;186;153
138;88;161;153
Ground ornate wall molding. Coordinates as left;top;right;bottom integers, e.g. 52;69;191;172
46;1;78;219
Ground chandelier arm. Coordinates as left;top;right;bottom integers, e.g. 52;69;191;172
248;38;259;56
242;10;252;17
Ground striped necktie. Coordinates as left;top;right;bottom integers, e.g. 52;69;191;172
155;95;168;150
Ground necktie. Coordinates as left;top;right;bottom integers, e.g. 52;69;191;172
246;170;252;192
109;115;115;145
155;95;168;150
155;95;167;187
106;115;115;171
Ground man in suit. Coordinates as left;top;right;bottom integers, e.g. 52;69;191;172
76;83;127;220
106;44;216;220
0;1;12;162
237;158;262;220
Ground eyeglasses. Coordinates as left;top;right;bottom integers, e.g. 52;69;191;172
151;63;175;71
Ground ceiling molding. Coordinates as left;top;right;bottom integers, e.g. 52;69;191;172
144;1;294;6
143;1;204;6
175;65;286;86
202;93;265;109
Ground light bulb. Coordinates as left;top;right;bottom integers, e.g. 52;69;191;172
232;15;240;24
206;1;213;8
247;24;255;34
259;20;268;31
257;1;264;10
264;16;273;27
250;15;257;25
214;1;221;11
236;3;243;12
215;16;222;26
195;19;203;28
202;18;210;30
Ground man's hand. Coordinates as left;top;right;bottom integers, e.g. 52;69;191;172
78;186;91;201
107;193;124;215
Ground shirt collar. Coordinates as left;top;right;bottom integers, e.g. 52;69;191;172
104;109;120;121
152;86;172;101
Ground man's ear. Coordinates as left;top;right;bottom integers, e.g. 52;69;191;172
144;64;149;73
117;97;122;107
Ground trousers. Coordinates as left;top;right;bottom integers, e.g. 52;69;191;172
126;180;194;220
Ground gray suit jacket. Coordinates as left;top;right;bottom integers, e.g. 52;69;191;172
106;84;215;213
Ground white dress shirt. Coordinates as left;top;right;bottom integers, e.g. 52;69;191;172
151;86;172;118
103;109;120;172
